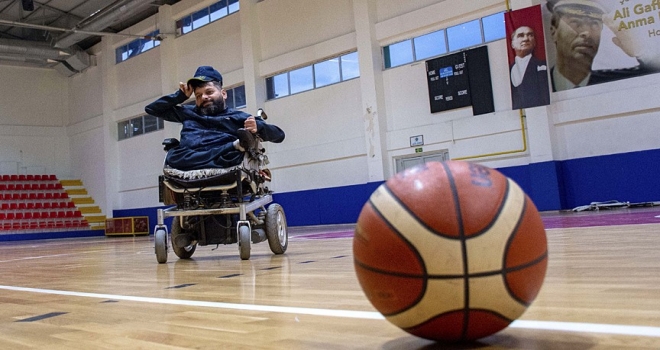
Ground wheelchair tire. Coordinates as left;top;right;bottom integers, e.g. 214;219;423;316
155;229;168;264
239;224;251;260
265;203;288;254
171;217;196;259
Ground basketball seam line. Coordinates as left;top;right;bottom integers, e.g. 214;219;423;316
353;251;548;280
439;162;470;341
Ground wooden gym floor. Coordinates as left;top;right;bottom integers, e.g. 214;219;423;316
0;208;659;349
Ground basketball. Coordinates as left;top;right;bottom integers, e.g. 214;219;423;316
353;160;548;342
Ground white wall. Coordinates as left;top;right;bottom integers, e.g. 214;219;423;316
0;65;69;126
258;0;355;61
0;65;71;176
3;0;660;216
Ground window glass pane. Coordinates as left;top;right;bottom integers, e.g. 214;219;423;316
126;41;141;59
266;73;289;99
482;12;505;42
192;8;210;29
210;0;228;21
228;0;239;13
115;47;125;63
384;40;413;68
414;29;447;60
225;88;235;109
447;19;482;52
289;66;313;94
144;115;159;133
140;39;154;53
233;85;246;108
314;58;340;88
341;52;359;80
177;16;192;35
131;117;144;136
118;120;131;140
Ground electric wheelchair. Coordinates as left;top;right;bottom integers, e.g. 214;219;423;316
153;109;288;263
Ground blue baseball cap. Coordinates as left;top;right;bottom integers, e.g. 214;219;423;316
187;66;223;86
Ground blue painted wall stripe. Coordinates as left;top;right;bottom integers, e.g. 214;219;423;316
112;148;660;228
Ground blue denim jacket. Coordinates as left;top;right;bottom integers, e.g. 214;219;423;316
145;89;285;170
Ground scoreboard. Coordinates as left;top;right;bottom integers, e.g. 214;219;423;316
426;51;471;113
426;46;494;116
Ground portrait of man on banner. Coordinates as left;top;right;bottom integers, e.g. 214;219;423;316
505;5;551;110
542;0;660;92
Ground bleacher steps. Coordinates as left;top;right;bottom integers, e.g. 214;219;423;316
60;179;106;230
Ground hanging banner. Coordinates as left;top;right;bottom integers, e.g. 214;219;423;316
541;0;660;92
505;5;551;109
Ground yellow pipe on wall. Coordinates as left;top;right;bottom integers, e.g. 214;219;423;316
453;0;525;162
452;109;527;161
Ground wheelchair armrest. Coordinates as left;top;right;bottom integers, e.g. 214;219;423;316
162;138;180;151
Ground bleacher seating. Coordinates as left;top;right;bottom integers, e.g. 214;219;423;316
0;174;89;232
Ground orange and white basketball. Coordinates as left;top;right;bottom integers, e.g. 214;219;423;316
353;160;548;342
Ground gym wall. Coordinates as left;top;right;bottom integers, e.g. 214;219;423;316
0;0;659;228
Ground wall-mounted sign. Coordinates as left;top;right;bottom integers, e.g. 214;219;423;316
410;135;424;147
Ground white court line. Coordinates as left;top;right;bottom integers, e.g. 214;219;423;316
1;284;659;338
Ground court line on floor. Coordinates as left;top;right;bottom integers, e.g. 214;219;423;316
1;284;659;338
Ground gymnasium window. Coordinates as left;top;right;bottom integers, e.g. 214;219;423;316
382;11;505;69
225;85;247;110
115;30;161;63
120;84;246;141
118;115;165;141
266;52;360;100
176;0;239;36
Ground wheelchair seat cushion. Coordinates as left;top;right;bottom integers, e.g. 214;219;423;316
163;164;244;188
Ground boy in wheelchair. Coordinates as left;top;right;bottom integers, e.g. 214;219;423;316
145;66;287;262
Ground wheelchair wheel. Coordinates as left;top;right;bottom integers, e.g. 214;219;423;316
238;224;251;260
155;228;168;264
265;203;288;254
171;217;196;259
